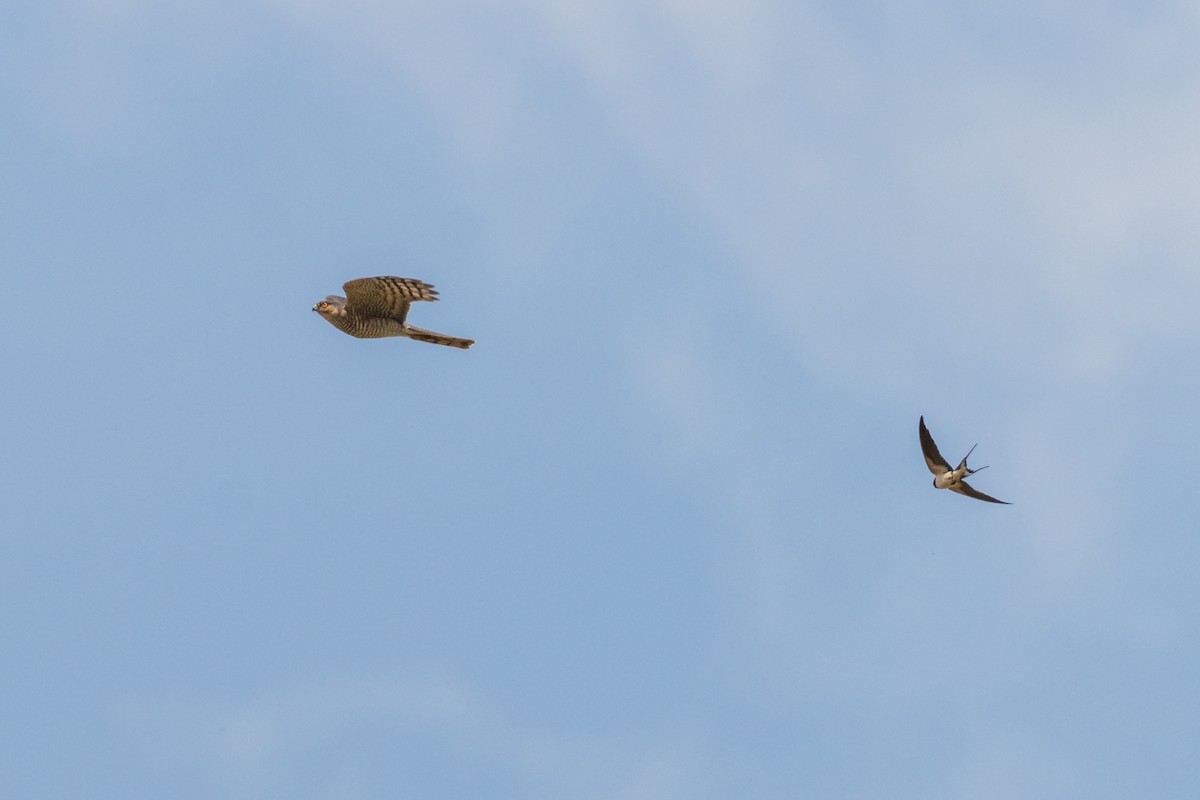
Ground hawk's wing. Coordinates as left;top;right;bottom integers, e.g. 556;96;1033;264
951;481;1011;504
919;416;951;476
343;276;440;325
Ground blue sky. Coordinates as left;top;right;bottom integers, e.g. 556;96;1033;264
4;0;1200;796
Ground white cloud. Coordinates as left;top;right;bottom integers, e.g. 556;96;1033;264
520;1;1200;384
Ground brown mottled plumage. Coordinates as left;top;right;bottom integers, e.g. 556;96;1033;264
312;276;475;349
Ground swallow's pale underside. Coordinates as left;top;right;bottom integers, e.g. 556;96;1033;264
919;416;1010;504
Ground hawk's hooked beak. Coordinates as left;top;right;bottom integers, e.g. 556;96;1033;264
311;304;319;312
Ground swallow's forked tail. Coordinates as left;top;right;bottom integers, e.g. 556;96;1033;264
956;442;980;471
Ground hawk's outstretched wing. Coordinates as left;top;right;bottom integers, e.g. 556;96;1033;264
343;276;440;325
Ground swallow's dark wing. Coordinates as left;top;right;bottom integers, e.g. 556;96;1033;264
951;481;1011;504
919;416;951;475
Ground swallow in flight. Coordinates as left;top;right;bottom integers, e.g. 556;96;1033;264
919;416;1010;504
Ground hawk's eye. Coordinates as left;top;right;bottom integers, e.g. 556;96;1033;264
318;302;327;309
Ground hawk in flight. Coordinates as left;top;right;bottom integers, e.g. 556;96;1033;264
313;276;475;349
